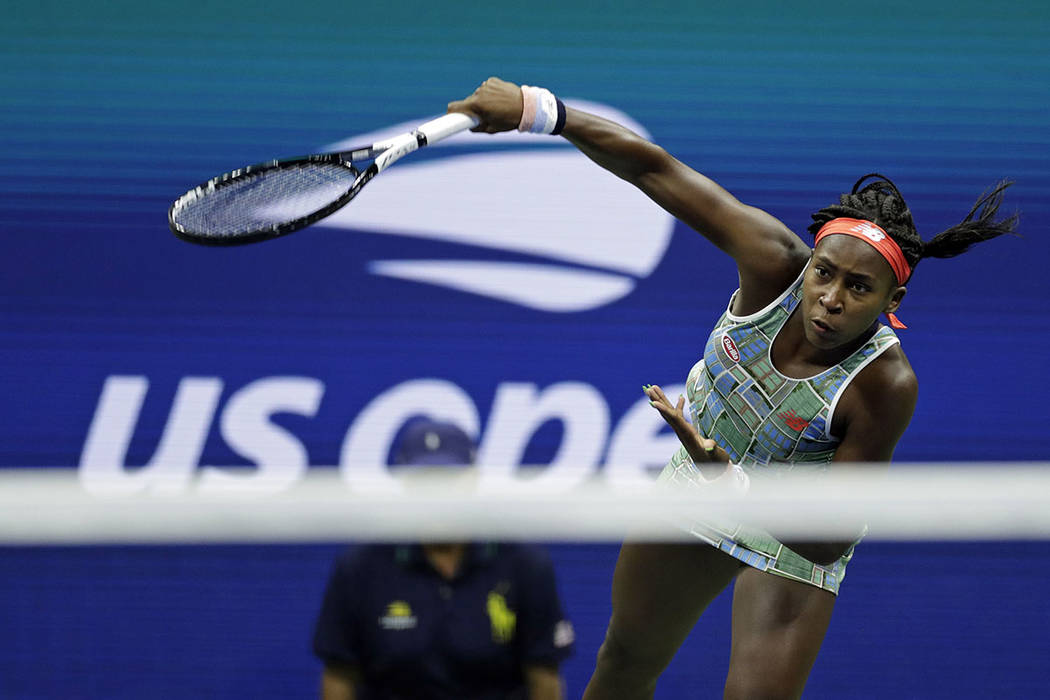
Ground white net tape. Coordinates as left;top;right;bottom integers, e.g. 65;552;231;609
2;465;1048;544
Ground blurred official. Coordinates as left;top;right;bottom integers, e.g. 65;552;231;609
313;418;575;699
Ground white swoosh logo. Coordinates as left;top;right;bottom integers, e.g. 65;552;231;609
319;100;673;312
369;260;634;312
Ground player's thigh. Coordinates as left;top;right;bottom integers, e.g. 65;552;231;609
724;567;836;700
606;541;743;658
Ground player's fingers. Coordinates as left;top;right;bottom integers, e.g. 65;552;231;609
642;384;665;405
447;99;480;115
693;436;725;463
647;401;674;423
447;101;485;132
643;385;664;408
676;395;685;413
483;75;514;90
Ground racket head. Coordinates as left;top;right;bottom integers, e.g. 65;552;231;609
168;154;376;246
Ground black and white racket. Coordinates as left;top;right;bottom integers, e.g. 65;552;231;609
168;112;478;245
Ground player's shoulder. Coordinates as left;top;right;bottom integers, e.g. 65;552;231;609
848;339;918;422
733;242;811;317
830;338;918;454
862;339;917;397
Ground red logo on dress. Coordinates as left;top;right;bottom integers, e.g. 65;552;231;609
778;409;809;432
721;334;740;362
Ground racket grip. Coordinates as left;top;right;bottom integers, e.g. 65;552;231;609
417;112;479;145
373;113;479;174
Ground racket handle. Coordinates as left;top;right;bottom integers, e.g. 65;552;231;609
373;113;479;173
373;133;421;174
417;112;479;145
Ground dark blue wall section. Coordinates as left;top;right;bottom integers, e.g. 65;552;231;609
1;543;1048;699
3;1;1049;697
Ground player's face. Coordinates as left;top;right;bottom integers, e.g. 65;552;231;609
801;235;905;350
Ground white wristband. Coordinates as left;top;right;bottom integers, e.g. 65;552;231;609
517;85;567;135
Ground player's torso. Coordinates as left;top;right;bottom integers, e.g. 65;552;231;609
691;277;898;475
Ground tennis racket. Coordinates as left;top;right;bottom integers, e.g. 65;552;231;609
168;112;478;245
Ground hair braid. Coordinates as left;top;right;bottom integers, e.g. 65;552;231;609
807;174;1018;280
922;180;1018;259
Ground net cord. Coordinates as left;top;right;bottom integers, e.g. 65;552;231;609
1;465;1048;544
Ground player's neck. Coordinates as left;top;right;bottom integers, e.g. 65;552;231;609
775;310;876;376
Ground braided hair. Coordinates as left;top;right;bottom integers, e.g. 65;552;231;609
808;174;1018;282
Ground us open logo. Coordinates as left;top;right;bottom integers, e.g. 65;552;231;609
722;333;740;362
317;101;675;313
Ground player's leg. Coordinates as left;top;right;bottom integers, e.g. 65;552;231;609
582;542;744;700
723;567;837;700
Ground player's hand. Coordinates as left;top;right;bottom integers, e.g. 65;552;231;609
447;77;523;133
644;384;731;466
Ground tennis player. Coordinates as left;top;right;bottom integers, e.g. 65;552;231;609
448;77;1017;699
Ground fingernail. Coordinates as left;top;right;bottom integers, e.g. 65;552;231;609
649;401;656;407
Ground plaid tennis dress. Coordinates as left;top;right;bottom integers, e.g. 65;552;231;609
658;271;899;594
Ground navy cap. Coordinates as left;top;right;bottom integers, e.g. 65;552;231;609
390;418;476;466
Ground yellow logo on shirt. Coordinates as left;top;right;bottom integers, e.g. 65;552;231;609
387;601;412;617
379;600;417;630
486;592;516;643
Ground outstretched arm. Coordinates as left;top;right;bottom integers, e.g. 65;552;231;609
448;77;812;312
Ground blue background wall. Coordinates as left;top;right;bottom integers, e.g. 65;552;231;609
2;1;1049;697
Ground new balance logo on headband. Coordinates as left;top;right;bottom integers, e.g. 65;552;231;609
318;102;674;313
849;221;886;243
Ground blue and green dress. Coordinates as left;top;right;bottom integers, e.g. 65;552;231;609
659;270;899;594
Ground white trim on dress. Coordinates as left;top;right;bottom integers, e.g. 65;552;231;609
724;267;808;324
824;328;901;441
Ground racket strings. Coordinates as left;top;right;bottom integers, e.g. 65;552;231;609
172;162;359;239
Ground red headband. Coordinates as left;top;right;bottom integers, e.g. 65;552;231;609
814;217;909;329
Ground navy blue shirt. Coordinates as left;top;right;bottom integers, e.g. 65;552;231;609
313;543;574;700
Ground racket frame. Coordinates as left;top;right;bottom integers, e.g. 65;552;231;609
168;113;476;246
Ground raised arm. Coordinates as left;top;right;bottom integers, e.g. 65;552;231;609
448;77;812;312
